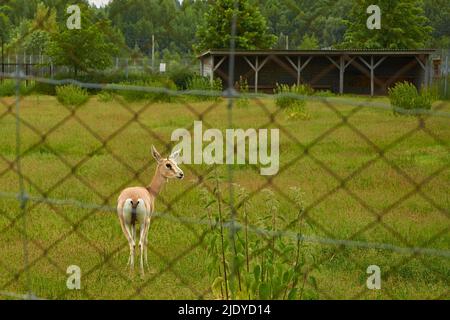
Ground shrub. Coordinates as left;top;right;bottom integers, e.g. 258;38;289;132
235;76;250;108
388;81;432;114
56;84;89;106
0;80;33;97
168;65;195;90
97;90;114;103
186;76;223;101
274;83;313;109
116;78;177;102
274;83;313;120
32;81;56;95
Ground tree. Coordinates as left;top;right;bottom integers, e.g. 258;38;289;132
340;0;432;49
23;3;58;55
46;5;121;76
424;0;450;48
298;34;320;49
0;5;12;78
194;0;277;53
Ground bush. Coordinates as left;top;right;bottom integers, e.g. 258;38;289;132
97;90;114;103
235;76;250;108
115;78;177;102
0;80;33;97
168;65;195;90
186;76;223;101
274;83;313;109
388;81;432;114
56;85;89;106
274;83;312;120
32;81;56;95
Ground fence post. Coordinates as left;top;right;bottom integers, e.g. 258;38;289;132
25;63;29;87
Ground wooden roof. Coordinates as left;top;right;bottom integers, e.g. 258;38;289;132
198;49;436;59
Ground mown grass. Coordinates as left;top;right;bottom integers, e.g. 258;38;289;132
0;92;449;300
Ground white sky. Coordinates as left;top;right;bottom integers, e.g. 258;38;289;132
87;0;112;7
88;0;182;7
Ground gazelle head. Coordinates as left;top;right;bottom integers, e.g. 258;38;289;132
151;145;184;180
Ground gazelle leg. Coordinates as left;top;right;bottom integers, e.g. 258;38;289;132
139;224;146;276
118;212;134;269
143;217;151;270
125;224;135;271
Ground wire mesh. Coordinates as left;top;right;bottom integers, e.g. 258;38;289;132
0;0;449;300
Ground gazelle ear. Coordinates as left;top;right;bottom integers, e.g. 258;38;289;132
169;148;181;162
151;145;162;163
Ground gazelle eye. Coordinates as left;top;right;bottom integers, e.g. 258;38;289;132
166;163;172;169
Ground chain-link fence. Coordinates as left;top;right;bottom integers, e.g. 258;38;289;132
0;1;449;300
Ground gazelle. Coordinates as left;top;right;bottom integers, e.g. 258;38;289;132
117;145;184;275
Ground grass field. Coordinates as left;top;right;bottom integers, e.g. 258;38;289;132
0;92;449;299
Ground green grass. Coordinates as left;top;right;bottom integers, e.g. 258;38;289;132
0;93;449;300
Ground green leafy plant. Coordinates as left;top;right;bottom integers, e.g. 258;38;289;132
202;169;313;300
168;65;196;90
235;76;250;108
186;76;222;101
55;84;89;106
388;81;432;114
97;90;114;103
0;80;33;97
116;78;176;102
274;83;312;120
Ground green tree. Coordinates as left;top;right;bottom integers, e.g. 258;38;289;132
341;0;432;49
0;5;12;46
46;5;121;75
0;4;12;76
23;3;58;55
298;34;320;49
194;0;277;52
424;0;450;48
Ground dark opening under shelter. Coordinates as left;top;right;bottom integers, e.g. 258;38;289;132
198;49;436;96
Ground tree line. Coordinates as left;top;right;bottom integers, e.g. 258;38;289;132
0;0;448;73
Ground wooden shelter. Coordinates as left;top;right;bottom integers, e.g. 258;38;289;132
198;49;436;96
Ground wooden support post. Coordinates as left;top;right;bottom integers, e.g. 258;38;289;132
244;56;270;93
415;56;427;89
255;56;259;93
339;56;344;94
210;56;214;85
358;56;386;96
370;56;374;96
212;56;227;80
286;56;312;86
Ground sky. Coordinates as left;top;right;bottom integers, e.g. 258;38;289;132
87;0;183;7
87;0;112;8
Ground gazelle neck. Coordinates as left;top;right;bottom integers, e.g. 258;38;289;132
146;166;166;197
